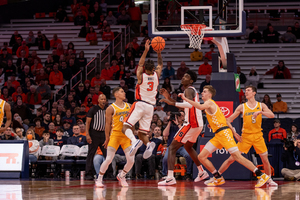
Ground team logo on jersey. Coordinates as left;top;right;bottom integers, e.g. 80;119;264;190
220;107;230;117
257;107;259;110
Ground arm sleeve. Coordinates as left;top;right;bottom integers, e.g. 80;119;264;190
175;102;193;108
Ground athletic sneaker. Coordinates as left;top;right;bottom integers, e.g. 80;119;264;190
267;178;278;187
95;179;104;188
158;177;176;186
205;176;225;186
117;173;128;187
143;142;156;159
129;139;143;156
255;173;270;188
161;176;168;180
194;170;209;182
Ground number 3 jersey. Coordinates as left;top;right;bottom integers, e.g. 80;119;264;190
135;72;159;105
111;103;130;135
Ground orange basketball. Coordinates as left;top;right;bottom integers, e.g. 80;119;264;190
151;36;165;51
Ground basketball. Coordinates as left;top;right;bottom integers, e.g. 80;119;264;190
151;36;165;51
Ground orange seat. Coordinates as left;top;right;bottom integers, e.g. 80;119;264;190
49;12;56;18
35;13;45;19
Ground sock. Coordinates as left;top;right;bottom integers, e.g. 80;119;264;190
197;165;204;173
168;170;174;178
218;171;222;175
254;168;263;177
125;129;137;143
120;170;127;178
213;171;221;179
98;174;103;181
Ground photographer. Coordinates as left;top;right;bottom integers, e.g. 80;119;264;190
281;136;300;180
161;111;194;180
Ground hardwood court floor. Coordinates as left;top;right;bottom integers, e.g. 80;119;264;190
0;179;299;200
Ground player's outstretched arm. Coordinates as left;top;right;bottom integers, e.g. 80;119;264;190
137;40;150;83
155;50;163;77
226;105;243;123
174;88;194;109
253;103;275;119
178;93;211;110
103;106;114;149
0;103;11;133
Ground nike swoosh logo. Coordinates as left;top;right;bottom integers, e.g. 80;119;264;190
166;179;173;183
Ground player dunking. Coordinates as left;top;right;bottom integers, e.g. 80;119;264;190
96;87;134;187
158;71;209;186
180;85;270;188
0;89;12;133
123;40;163;159
206;86;278;186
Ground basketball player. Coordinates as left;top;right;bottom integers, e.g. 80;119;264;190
123;39;163;159
205;86;277;186
0;89;12;133
95;87;134;187
180;85;270;188
158;71;209;186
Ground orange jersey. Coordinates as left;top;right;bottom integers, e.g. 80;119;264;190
205;99;228;133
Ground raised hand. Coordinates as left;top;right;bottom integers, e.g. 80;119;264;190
160;88;170;99
145;40;151;51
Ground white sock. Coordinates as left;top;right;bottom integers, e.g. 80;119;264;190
212;169;217;174
98;174;103;181
121;170;127;178
167;170;174;178
125;129;137;143
197;165;204;173
253;168;258;173
219;171;222;175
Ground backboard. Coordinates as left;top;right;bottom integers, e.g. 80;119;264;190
148;0;246;38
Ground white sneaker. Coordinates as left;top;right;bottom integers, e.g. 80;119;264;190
194;170;209;182
161;176;168;180
129;139;142;156
95;179;104;188
117;173;128;187
158;177;176;186
267;178;278;187
204;177;215;185
143;142;156;159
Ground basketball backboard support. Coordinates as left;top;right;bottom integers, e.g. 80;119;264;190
148;0;246;38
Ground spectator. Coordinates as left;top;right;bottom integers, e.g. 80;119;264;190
262;94;273;111
99;79;111;99
281;138;300;180
76;51;87;69
0;42;12;54
128;59;137;75
111;51;124;66
102;25;114;42
204;44;215;61
35;31;43;48
94;147;105;175
281;26;297;43
135;131;161;179
100;62;113;80
39;130;54;148
51;108;58;121
86;27;98;45
97;14;105;28
125;43;137;57
67;124;87;147
62;109;76;126
115;64;126;80
68;58;80;77
48;122;57;138
12;86;26;102
16;50;28;69
53;128;67;147
74;10;86;26
60;61;72;81
100;0;107;16
75;105;87;123
62;120;73;137
110;60;119;75
44;54;54;69
128;2;142;34
52;49;60;63
153;126;163;140
36;79;51;100
50;34;62;49
15;128;26;140
6;74;19;91
54;114;63;128
123;70;135;89
199;74;211;93
49;64;63;85
0;48;12;65
33;118;45;138
174;61;189;80
25;31;35;48
265;60;291;79
198;57;212;75
26;129;40;163
12;37;22;55
9;31;23;47
79;21;90;38
118;9;131;25
98;20;108;35
31;50;41;63
154;102;166;123
76;83;88;103
263;25;280;43
2;79;15;96
292;22;300;39
124;51;135;66
268;119;287;142
105;11;117;25
14;99;31;122
40;113;50;130
273;93;288;113
162;77;174;93
245;22;254;39
0;88;9;101
245;67;259;88
55;5;67;22
190;49;203;61
287;124;299;142
248;25;262;43
38;34;50;50
125;37;139;51
16;41;29;58
25;85;41;105
79;123;86;136
91;72;102;87
35;68;48;84
31;58;43;75
162;61;175;80
236;66;247;84
1;127;16;140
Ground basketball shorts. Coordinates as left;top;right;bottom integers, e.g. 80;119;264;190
123;101;154;132
238;132;268;154
174;124;203;144
209;128;238;151
108;132;131;150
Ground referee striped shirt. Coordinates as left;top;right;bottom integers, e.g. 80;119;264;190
87;105;106;131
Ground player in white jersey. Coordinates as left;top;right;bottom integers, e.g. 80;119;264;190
158;70;209;186
123;40;163;159
0;89;12;133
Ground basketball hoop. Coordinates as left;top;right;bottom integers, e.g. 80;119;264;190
180;24;213;50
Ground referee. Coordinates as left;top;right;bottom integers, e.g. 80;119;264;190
85;94;107;180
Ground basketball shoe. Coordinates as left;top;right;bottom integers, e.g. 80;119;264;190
95;178;104;188
255;173;270;188
158;177;176;186
129;139;143;156
205;176;225;186
194;170;209;182
267;178;278;187
143;142;156;159
117;173;129;187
